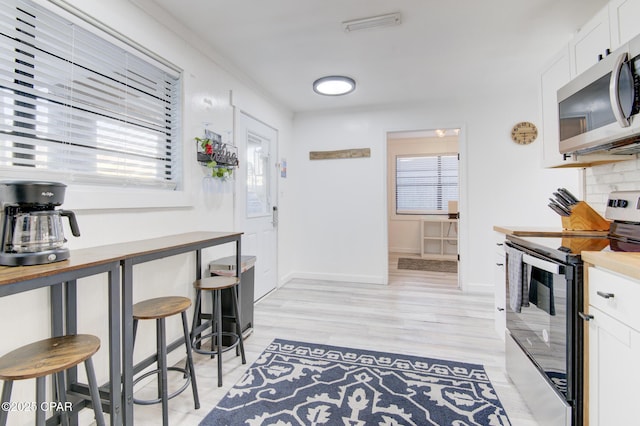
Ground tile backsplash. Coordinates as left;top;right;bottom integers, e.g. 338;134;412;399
585;156;640;214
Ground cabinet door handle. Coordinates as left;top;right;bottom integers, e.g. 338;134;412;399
496;243;503;246
578;312;594;321
496;263;504;266
497;307;505;312
596;291;615;299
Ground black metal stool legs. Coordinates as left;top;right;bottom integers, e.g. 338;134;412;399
132;296;199;425
191;276;246;387
0;381;12;426
35;376;46;426
230;285;246;365
157;318;169;426
215;289;223;387
191;290;202;351
54;372;69;426
84;357;106;426
181;311;200;409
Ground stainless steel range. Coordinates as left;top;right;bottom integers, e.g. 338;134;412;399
503;190;640;426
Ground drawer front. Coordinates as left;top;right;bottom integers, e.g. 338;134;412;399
588;267;640;331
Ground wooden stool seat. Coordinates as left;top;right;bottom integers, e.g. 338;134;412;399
194;276;239;291
0;335;104;426
133;296;191;320
0;334;100;381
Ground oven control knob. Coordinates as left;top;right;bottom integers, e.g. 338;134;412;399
608;199;629;208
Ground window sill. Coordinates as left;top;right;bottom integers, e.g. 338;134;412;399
64;185;192;211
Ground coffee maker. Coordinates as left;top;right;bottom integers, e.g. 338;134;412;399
0;181;80;266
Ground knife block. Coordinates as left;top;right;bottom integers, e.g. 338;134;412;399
561;201;610;231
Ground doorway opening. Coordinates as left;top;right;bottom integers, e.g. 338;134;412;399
386;128;459;287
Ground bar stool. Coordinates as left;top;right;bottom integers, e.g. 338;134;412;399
191;276;246;387
132;296;199;426
0;334;105;426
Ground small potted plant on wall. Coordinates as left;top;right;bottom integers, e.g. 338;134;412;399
195;132;238;191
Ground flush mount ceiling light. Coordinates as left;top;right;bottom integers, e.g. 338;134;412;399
342;12;401;32
313;76;356;96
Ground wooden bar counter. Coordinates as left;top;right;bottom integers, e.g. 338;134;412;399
0;231;242;425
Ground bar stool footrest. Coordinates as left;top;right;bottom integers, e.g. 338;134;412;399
132;366;191;405
192;331;242;356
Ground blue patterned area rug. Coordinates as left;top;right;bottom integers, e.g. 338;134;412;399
200;339;510;426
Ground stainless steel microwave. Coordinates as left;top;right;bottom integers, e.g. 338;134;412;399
558;33;640;156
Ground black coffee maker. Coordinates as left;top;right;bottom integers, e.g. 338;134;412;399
0;181;80;266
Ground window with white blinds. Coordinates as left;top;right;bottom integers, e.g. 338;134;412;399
396;154;458;214
0;0;182;189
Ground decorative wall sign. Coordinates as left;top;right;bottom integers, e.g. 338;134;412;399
309;148;371;160
195;129;238;180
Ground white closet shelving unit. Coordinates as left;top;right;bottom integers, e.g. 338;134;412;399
420;217;458;260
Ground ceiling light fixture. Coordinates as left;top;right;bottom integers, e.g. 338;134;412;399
313;76;356;96
342;12;401;32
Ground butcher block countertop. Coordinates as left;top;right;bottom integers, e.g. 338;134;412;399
493;225;609;237
582;252;640;281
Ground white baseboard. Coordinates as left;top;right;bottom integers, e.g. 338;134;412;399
282;271;387;285
388;247;420;254
278;273;492;294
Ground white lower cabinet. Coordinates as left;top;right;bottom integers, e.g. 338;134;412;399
587;306;640;425
585;266;640;426
494;234;506;339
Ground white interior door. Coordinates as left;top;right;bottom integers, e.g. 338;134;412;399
236;111;278;301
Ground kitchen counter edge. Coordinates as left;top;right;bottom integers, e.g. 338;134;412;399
493;225;609;237
582;251;640;281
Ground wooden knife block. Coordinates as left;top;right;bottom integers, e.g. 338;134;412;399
561;201;610;231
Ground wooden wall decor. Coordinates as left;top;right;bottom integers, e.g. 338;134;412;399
309;148;371;160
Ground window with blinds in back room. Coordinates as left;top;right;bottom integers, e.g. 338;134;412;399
395;154;459;214
0;0;182;189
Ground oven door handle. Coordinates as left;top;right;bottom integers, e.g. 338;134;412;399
522;253;564;275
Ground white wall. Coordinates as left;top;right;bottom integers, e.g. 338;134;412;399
0;1;293;420
287;94;581;291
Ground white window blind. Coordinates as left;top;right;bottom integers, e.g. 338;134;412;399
396;154;458;214
0;0;181;189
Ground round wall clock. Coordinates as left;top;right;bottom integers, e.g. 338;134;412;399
510;121;538;145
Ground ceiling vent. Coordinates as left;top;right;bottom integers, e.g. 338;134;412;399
342;12;401;32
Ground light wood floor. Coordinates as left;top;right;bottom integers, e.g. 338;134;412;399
122;255;539;425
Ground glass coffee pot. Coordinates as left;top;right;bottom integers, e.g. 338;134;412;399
10;210;80;253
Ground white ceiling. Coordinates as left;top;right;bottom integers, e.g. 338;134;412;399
138;0;609;113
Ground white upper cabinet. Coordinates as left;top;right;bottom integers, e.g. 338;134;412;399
569;6;611;78
539;0;640;168
539;46;572;167
609;0;640;48
569;0;640;78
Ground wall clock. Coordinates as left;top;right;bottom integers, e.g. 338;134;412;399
510;121;538;145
